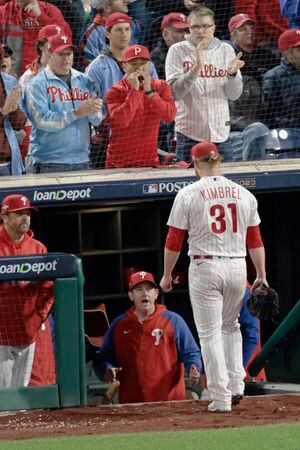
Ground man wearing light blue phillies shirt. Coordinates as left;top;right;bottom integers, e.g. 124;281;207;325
22;33;103;174
85;12;158;109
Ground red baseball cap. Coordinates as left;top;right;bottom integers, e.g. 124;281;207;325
105;12;132;30
228;14;255;33
1;194;38;214
38;24;64;41
123;45;150;62
161;12;189;30
48;34;76;53
129;271;158;290
278;29;300;53
189;141;220;166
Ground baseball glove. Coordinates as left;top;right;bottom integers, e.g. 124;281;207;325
247;284;279;321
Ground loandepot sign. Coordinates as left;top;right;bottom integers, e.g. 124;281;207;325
33;187;92;202
0;260;58;275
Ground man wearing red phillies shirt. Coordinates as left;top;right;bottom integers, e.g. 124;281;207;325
106;44;176;168
0;0;71;77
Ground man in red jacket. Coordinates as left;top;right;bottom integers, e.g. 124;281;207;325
0;0;71;77
0;194;55;387
106;44;176;168
95;271;201;403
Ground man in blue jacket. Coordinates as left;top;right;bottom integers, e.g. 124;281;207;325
0;44;26;175
85;12;158;106
262;28;300;153
23;33;103;173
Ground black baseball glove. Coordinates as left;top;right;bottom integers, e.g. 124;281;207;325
247;284;279;321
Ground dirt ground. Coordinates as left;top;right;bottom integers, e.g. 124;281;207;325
0;394;299;440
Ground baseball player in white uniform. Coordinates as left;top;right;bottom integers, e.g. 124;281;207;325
160;141;268;412
165;6;244;162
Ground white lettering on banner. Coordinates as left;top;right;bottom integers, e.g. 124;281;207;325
143;181;194;195
0;260;58;275
33;188;92;202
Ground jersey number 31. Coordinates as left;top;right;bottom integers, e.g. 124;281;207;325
210;203;237;234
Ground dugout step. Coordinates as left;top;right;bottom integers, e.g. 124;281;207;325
245;381;300;396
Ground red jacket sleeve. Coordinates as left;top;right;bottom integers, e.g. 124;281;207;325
146;80;176;123
107;86;144;129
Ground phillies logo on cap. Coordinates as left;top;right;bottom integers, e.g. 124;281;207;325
134;46;142;56
123;45;150;62
128;271;158;289
48;34;75;53
1;194;38;214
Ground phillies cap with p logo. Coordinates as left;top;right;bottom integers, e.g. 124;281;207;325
161;12;189;30
123;45;150;62
228;14;255;33
1;194;38;214
128;271;158;289
48;34;76;53
38;24;64;41
105;12;132;30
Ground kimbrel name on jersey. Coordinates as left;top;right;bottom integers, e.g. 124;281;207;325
143;181;194;194
33;187;92;202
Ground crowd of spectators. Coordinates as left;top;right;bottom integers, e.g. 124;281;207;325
0;0;299;175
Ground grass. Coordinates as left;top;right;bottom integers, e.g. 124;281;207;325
0;423;300;450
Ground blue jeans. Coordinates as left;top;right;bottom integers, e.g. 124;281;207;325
176;132;199;162
0;163;11;176
176;122;270;163
32;162;90;174
218;122;270;161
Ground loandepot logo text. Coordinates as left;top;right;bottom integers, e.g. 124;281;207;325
0;260;58;275
143;180;194;194
33;188;92;202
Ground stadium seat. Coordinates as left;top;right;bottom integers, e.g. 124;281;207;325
262;129;300;158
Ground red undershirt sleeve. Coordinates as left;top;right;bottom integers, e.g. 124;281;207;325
246;225;264;249
165;226;186;252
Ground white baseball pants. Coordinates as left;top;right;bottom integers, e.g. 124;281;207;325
0;342;35;387
189;257;247;407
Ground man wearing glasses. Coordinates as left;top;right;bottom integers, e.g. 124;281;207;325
165;6;245;163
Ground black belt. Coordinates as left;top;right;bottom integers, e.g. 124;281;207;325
193;255;244;260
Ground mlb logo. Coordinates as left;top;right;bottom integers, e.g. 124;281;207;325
143;183;159;194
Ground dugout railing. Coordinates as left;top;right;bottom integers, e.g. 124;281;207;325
248;299;300;384
0;253;87;412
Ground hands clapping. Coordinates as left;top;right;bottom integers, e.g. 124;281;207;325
1;86;22;116
75;96;103;118
227;52;245;77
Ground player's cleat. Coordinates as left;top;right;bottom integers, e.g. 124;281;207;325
232;394;243;406
208;401;231;413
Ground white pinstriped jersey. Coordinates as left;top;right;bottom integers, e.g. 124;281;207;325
165;37;243;142
167;176;260;257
